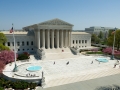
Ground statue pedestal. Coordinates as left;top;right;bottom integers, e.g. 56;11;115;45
41;77;45;87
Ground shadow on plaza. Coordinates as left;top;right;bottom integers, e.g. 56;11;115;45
95;85;120;90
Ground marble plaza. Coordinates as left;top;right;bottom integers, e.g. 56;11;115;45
3;54;119;88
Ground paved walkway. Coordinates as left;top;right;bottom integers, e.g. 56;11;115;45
3;54;120;89
36;73;120;90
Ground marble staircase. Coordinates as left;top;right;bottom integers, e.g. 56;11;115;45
44;48;79;60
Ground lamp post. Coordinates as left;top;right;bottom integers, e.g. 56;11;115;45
111;27;117;60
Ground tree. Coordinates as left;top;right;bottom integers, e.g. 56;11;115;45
0;44;10;51
108;29;114;37
91;34;100;44
98;31;103;39
107;30;120;50
0;33;10;51
0;50;18;64
0;33;7;44
0;61;5;73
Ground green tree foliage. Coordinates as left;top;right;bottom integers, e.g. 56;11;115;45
0;33;7;44
107;30;120;50
0;33;10;51
98;31;103;39
0;44;10;51
91;34;100;43
108;29;114;37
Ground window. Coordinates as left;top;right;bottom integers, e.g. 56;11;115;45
32;48;33;50
8;42;10;46
85;46;86;47
79;46;80;48
17;42;20;46
12;42;14;46
22;41;24;46
82;40;84;43
31;41;33;45
85;40;87;43
73;40;74;44
23;49;24;51
18;49;20;51
27;41;29;45
76;40;78;44
79;40;81;44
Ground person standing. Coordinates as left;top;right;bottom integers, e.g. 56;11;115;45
53;61;55;65
91;61;93;64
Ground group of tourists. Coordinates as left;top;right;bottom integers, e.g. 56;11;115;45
26;73;36;77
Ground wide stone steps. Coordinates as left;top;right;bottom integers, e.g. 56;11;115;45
44;48;78;60
44;48;71;53
44;68;120;88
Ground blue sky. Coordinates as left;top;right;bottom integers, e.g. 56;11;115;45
0;0;120;30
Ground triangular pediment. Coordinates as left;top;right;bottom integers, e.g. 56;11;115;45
38;18;73;26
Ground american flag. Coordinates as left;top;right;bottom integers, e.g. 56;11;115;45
111;28;117;34
10;27;13;33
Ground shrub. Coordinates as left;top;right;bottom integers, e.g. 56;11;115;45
17;52;30;60
102;47;112;55
12;81;28;89
28;82;37;89
0;87;4;90
0;78;37;89
0;61;5;74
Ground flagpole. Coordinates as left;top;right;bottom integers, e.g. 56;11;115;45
111;27;117;60
12;24;18;72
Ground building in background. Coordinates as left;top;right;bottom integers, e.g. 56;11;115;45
85;26;114;38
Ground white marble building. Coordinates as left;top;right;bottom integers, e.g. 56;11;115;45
1;18;91;59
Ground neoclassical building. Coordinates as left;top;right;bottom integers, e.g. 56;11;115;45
1;18;91;59
23;18;72;49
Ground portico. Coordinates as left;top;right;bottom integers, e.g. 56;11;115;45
36;29;71;49
23;18;73;49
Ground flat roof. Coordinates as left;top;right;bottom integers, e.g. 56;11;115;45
72;32;90;34
0;31;28;34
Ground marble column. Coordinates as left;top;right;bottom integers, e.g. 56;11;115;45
51;30;54;48
65;30;67;48
47;30;50;49
69;30;71;47
61;30;63;48
34;31;36;47
56;30;59;48
42;30;45;49
37;30;40;49
67;30;69;47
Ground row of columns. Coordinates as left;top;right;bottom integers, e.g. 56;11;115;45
35;29;71;49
